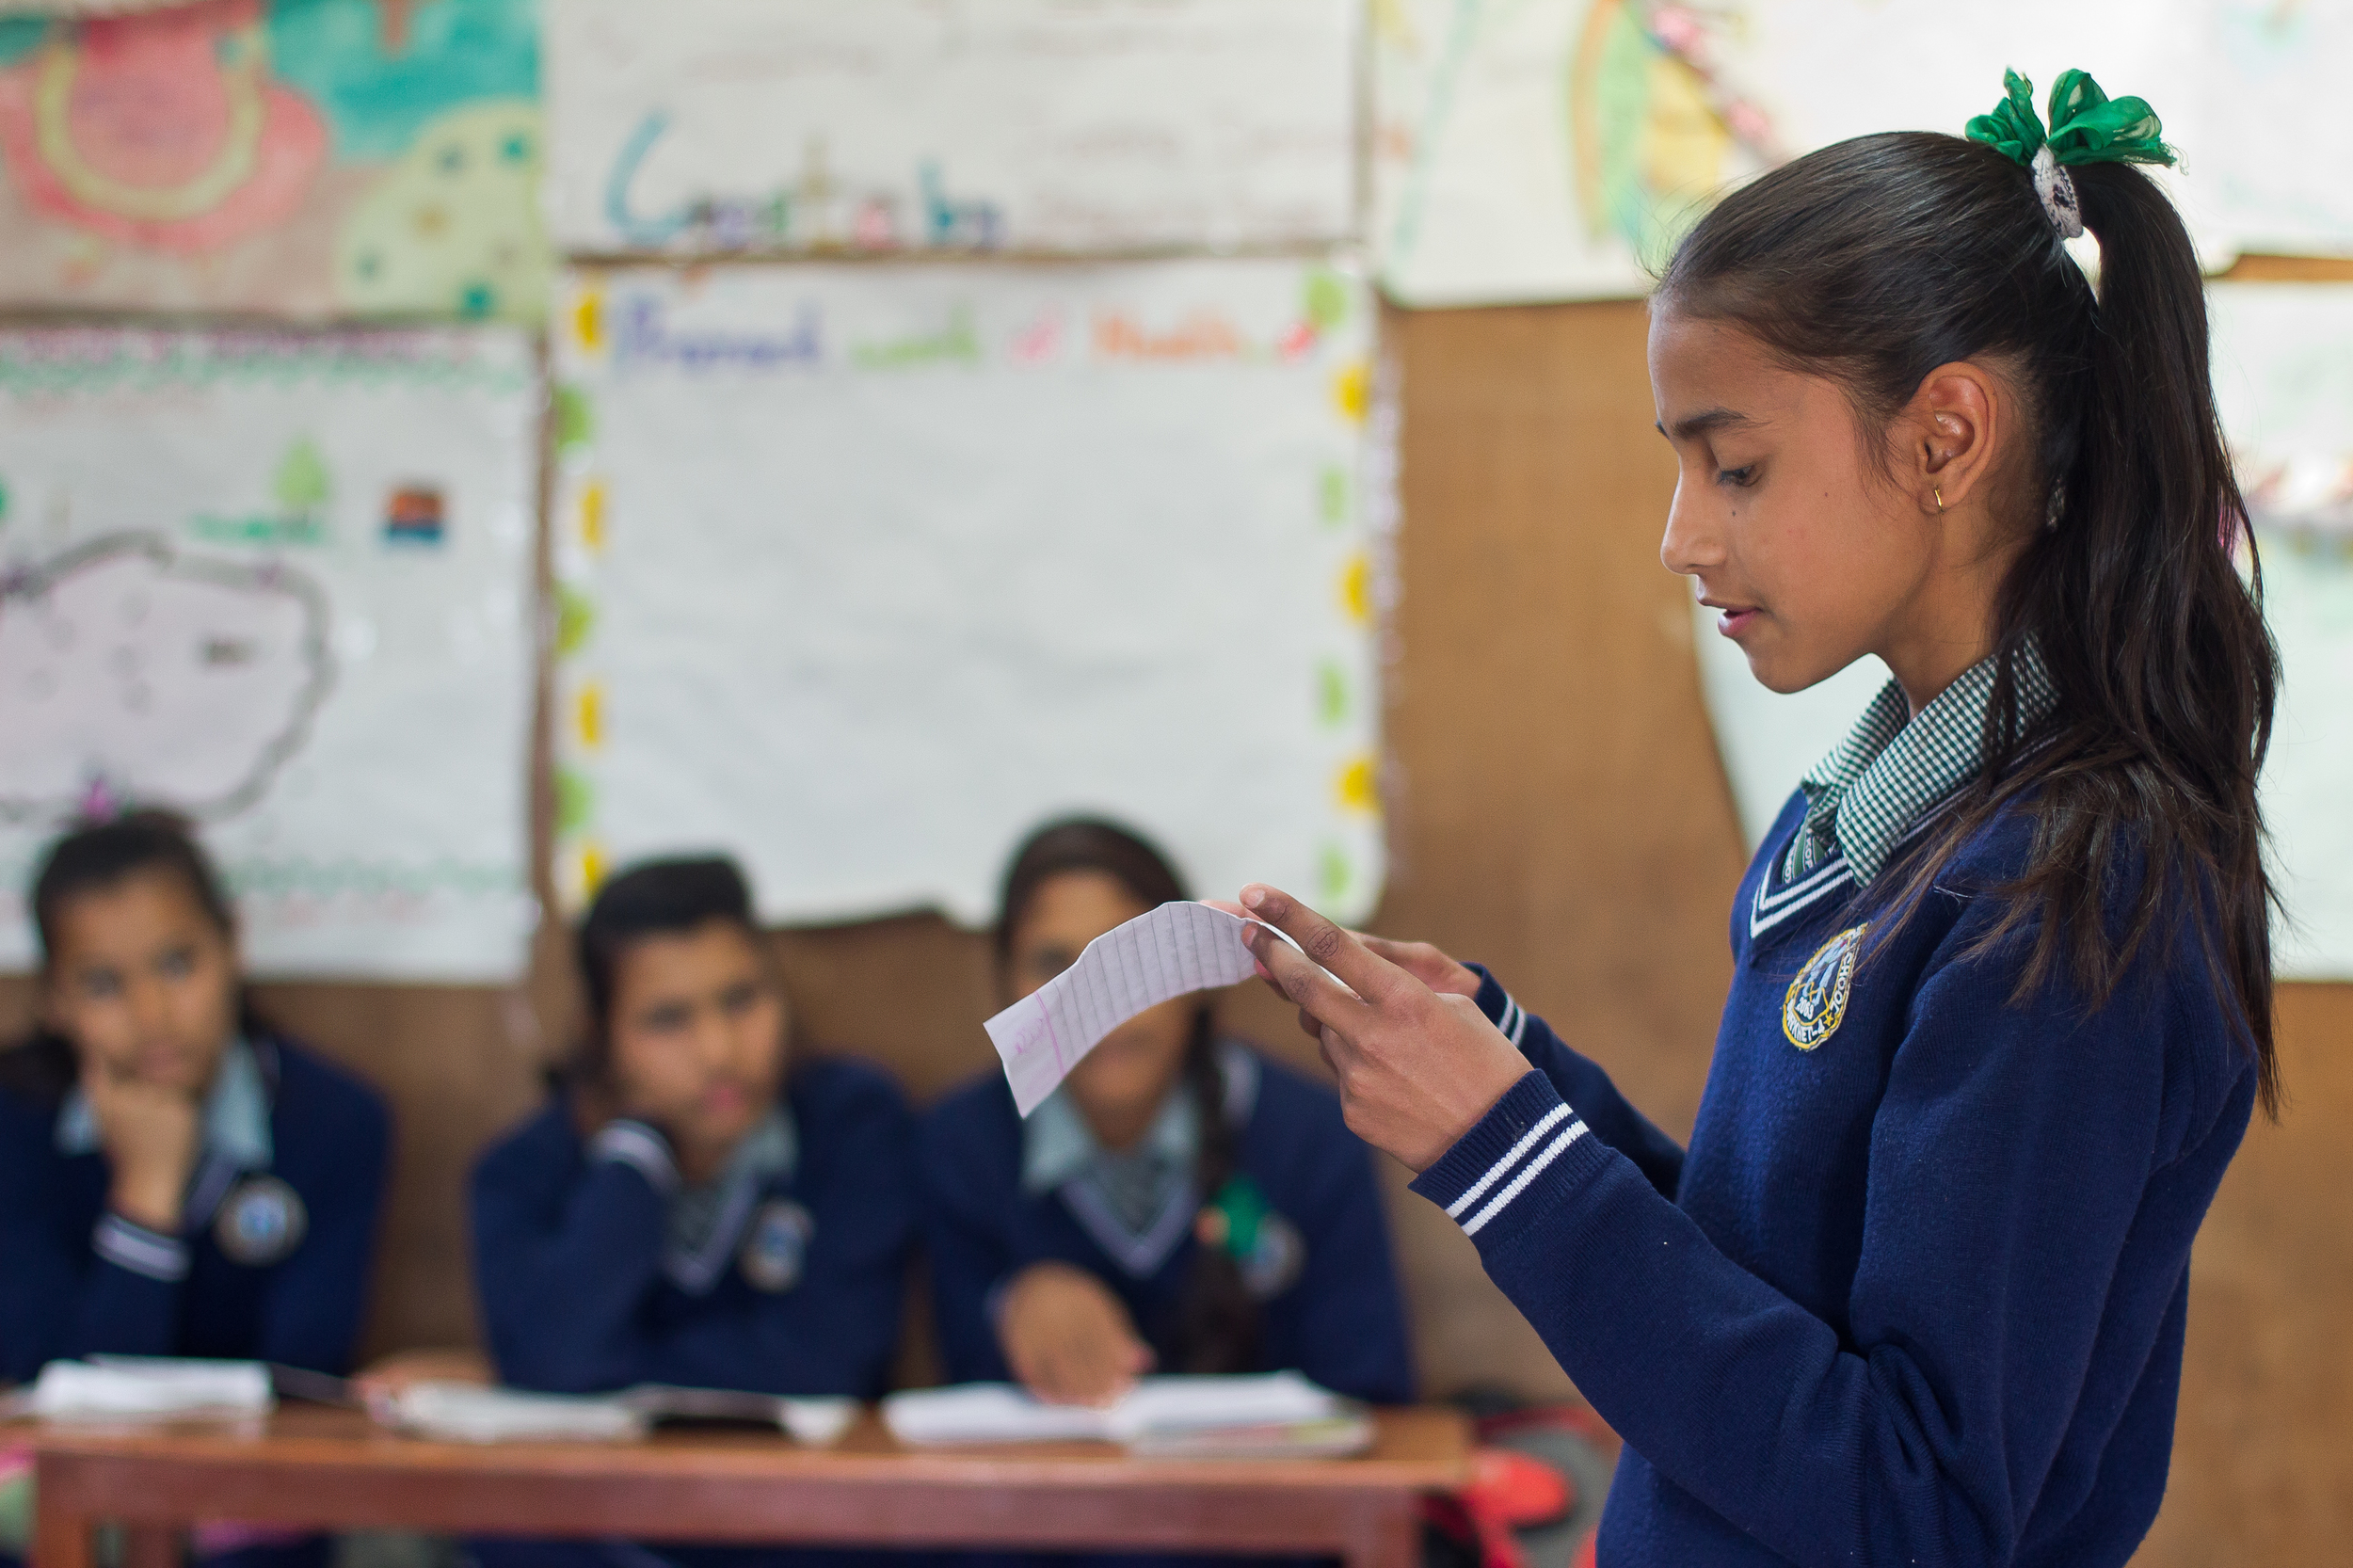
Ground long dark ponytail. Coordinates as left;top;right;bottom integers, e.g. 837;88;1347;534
994;818;1259;1372
1661;129;2279;1112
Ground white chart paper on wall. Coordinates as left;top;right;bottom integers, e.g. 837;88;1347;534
1371;0;1767;306
552;258;1386;928
546;0;1358;258
0;328;537;980
2210;282;2353;981
1373;0;2234;307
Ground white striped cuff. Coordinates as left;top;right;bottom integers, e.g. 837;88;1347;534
93;1212;190;1282
1497;993;1529;1048
1410;1073;1593;1240
589;1119;679;1194
1469;967;1531;1049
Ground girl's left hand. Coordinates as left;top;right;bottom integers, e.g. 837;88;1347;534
1234;885;1529;1173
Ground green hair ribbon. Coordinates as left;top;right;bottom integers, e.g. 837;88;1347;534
1964;69;2177;238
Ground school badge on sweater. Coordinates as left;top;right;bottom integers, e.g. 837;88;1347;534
215;1175;308;1266
1784;924;1867;1049
738;1198;814;1292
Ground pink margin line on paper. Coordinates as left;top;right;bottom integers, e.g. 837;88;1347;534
1040;994;1068;1071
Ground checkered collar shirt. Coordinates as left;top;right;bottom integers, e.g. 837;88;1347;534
1784;642;2058;887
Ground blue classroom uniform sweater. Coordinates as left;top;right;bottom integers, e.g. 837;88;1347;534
0;1033;391;1383
471;1057;917;1398
1409;792;2256;1568
920;1044;1415;1404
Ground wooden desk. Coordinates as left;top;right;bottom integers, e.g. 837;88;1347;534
30;1406;1470;1568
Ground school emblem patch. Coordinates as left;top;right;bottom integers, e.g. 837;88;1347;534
738;1197;814;1293
214;1175;308;1267
1783;924;1867;1050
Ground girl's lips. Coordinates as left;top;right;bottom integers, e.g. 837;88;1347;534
1716;606;1761;637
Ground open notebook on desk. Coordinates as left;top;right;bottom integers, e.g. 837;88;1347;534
882;1372;1371;1457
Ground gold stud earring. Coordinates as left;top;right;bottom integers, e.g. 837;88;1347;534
1933;487;1946;514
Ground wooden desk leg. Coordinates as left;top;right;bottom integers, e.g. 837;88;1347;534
120;1526;183;1568
1343;1496;1422;1568
32;1490;93;1568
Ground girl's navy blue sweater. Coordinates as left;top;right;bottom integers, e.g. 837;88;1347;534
0;1034;391;1382
920;1046;1415;1404
1409;793;2255;1568
471;1056;916;1399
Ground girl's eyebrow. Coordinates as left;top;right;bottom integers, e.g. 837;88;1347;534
1657;407;1759;441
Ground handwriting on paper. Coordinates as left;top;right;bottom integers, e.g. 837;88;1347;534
986;902;1277;1116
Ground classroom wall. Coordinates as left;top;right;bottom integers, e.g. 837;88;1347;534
3;294;2346;1565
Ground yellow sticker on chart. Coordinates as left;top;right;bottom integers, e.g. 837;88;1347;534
577;480;606;552
573;841;607;904
575;683;604;749
1339;552;1371;624
1336;755;1380;814
571;288;604;354
1332;360;1369;424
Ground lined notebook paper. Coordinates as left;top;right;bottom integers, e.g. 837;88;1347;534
984;902;1271;1115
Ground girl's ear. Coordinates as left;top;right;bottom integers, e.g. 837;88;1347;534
1904;360;2003;514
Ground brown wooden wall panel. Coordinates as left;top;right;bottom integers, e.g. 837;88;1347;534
2;293;2345;1563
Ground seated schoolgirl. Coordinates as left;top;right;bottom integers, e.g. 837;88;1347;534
921;819;1413;1409
0;812;392;1568
470;856;917;1402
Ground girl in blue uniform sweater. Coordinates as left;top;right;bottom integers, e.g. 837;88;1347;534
0;813;391;1568
1232;72;2272;1568
921;819;1411;1410
468;856;914;1568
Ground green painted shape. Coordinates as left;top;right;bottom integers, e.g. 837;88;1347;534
0;17;47;71
1319;464;1349;525
1304;268;1351;331
1319;843;1353;902
273;439;332;517
554;766;594;838
1318;661;1349;727
554;584;596;657
188;514;329;548
552;384;593;452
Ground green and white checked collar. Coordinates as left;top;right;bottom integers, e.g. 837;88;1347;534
1784;643;2058;886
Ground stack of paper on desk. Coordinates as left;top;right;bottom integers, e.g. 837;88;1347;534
881;1371;1369;1456
378;1383;856;1445
1;1357;275;1422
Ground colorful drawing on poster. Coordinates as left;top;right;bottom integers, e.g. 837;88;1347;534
0;0;547;321
0;324;539;981
0;536;333;824
551;258;1387;928
1373;0;1769;307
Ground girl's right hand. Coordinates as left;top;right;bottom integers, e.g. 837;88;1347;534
997;1260;1154;1407
82;1060;201;1233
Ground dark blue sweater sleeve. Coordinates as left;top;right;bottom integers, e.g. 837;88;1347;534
917;1089;1020;1384
1467;965;1686;1198
471;1115;671;1393
739;1066;916;1399
256;1064;392;1373
1417;922;2248;1568
0;1109;181;1375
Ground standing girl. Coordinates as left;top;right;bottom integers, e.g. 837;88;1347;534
921;819;1412;1409
0;812;392;1568
1236;72;2271;1567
